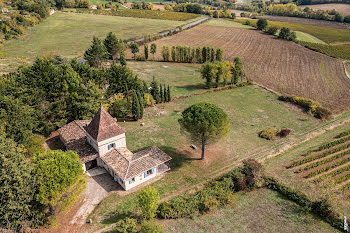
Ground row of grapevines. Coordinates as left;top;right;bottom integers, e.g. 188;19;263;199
299;149;350;172
316;136;350;151
335;130;350;139
341;183;350;192
335;173;350;184
289;142;350;168
307;157;350;178
314;164;350;182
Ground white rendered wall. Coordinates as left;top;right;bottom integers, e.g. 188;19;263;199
97;133;127;156
124;167;158;190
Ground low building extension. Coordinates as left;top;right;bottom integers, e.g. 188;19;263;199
58;106;171;190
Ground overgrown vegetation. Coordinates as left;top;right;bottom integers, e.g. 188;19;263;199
258;128;291;140
278;95;332;120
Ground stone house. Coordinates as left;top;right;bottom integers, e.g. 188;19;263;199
58;106;171;190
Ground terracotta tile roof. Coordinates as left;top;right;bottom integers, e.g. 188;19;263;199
100;149;130;179
84;106;125;142
66;137;98;163
100;146;171;181
58;120;90;144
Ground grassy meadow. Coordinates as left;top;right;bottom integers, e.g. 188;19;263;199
86;84;324;231
162;189;340;233
0;12;186;59
128;61;204;97
234;18;350;43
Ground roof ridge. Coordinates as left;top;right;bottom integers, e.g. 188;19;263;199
123;159;131;181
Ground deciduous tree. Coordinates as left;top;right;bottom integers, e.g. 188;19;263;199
137;186;160;220
130;43;139;60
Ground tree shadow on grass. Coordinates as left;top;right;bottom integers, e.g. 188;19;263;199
176;83;206;92
102;210;133;225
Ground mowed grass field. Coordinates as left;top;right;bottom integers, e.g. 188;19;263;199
87;85;321;231
162;189;340;233
128;61;204;97
0;12;186;59
147;22;350;113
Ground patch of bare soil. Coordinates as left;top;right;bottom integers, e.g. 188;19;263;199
177;145;227;167
148;24;350;113
300;4;350;18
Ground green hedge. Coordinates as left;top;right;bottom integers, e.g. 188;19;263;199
299;149;350;172
289;141;350;168
306;157;350;178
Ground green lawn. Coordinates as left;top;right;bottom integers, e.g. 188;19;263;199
234;18;350;43
87;85;321;231
128;61;204;97
162;189;340;233
295;31;326;44
1;12;185;59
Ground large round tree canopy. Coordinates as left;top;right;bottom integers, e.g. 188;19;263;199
178;102;230;144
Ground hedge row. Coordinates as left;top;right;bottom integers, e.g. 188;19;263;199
335;173;350;184
335;130;350;139
341;183;350;192
289;142;350;168
306;157;350;178
264;176;343;230
278;95;332;120
317;135;350;151
299;149;350;172
314;164;350;182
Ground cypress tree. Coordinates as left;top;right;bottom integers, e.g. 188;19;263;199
143;80;149;93
120;53;127;66
132;91;140;120
137;91;144;119
150;77;160;103
160;84;164;103
163;84;166;103
210;47;215;62
144;44;149;60
167;85;171;102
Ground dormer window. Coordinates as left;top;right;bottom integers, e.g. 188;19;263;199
108;143;116;150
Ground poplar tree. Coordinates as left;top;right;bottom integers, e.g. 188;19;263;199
215;48;224;62
171;46;176;62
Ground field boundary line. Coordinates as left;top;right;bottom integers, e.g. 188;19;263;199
343;60;350;81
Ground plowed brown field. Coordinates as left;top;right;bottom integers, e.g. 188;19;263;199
149;24;350;113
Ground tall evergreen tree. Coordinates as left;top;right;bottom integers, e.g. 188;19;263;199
104;32;119;60
150;77;160;104
150;43;157;59
144;44;149;60
163;84;166;103
143;80;149;93
0;134;38;230
137;91;144;119
132;91;140;120
167;85;171;102
84;36;108;67
120;52;127;66
160;84;164;103
130;43;139;60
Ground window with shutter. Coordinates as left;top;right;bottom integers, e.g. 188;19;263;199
144;171;147;178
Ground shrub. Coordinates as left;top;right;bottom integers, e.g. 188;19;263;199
114;217;137;233
140;220;164;233
344;15;350;23
241;159;264;189
278;27;296;41
138;187;160;220
265;26;278;35
278;128;291;138
258;129;279;140
257;18;268;30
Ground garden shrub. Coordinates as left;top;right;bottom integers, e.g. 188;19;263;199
114;217;137;233
258;129;279;140
140;220;164;233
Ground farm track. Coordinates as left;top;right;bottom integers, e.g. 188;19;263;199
150;25;350;113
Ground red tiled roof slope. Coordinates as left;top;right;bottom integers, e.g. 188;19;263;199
85;106;125;142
